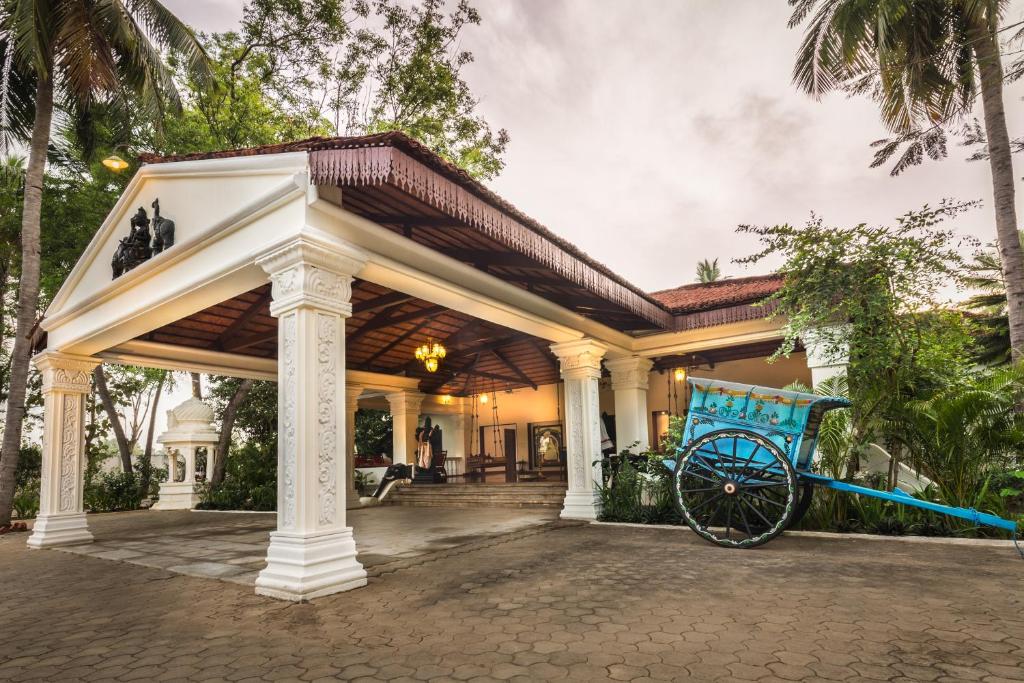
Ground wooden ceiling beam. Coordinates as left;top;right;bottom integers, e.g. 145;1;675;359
352;291;415;315
221;327;276;353
214;290;272;350
347;304;447;343
489;349;539;390
361;319;429;366
452;332;529;357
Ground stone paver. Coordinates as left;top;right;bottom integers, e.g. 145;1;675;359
1;512;1022;681
48;506;557;583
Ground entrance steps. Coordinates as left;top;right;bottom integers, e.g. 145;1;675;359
385;482;567;509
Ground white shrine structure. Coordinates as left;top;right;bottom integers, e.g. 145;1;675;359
152;397;219;510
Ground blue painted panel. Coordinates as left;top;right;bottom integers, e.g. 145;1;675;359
681;378;848;469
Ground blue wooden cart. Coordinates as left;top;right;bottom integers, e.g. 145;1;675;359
663;378;1020;549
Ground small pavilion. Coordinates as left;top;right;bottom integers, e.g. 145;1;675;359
26;132;839;600
153;396;219;510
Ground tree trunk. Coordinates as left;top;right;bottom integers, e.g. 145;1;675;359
0;254;11;401
211;378;253;486
0;74;54;526
191;372;202;399
140;371;166;497
93;365;134;475
974;28;1024;362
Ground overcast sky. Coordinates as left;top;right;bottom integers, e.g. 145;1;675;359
162;0;1024;294
142;1;1024;433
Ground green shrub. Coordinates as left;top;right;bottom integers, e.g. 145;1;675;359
85;470;144;512
15;445;41;488
12;477;40;519
196;441;276;511
597;448;680;526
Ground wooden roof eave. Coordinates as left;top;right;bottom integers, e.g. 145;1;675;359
308;145;673;331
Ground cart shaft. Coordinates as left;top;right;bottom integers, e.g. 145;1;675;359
800;473;1019;532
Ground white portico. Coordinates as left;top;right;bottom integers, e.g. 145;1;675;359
30;132;816;601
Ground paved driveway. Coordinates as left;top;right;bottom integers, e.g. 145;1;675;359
0;513;1021;682
45;507;558;585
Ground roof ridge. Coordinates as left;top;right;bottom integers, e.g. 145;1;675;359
648;272;782;296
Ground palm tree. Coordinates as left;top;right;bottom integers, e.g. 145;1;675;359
0;0;208;526
962;232;1024;365
696;258;721;283
789;0;1024;364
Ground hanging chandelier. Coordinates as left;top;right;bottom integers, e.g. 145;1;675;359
414;338;447;372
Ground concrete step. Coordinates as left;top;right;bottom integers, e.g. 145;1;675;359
385;483;567;509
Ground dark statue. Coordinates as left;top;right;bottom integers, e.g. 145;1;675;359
151;198;175;254
111;198;175;279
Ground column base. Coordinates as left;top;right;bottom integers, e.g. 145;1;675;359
255;527;367;602
152;482;199;510
560;491;601;521
27;513;93;548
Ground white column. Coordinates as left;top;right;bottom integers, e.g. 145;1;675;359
27;352;99;549
182;446;195;484
345;384;363;507
605;356;654;454
449;405;469;477
550;339;608;520
254;234;368;601
802;326;850;389
386;391;424;465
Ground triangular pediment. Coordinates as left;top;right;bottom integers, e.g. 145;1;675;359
47;153;309;322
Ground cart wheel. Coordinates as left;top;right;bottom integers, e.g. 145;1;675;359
673;429;797;548
789;479;814;527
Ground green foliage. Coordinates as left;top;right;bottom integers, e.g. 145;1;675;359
596;449;678;525
354;469;373;496
738;203;980;471
12;445;40;518
894;364;1024;509
0;0;209;150
15;444;40;487
340;0;508;180
695;258;721;283
12;478;38;519
156;30;336;154
962;233;1023;365
787;0;1008;174
209;377;278;450
355;408;393;456
197;442;277;511
85;471;144;513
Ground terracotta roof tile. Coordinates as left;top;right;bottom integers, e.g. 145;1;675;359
139;134;782;324
139;132;665;315
648;274;783;313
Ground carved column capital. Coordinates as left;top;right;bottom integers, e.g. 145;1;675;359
385;391;426;416
34;352;99;393
256;234;367;318
605;356;654;392
550;339;608;381
346;384;365;406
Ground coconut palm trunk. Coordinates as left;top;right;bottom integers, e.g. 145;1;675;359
0;73;53;526
973;27;1024;362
